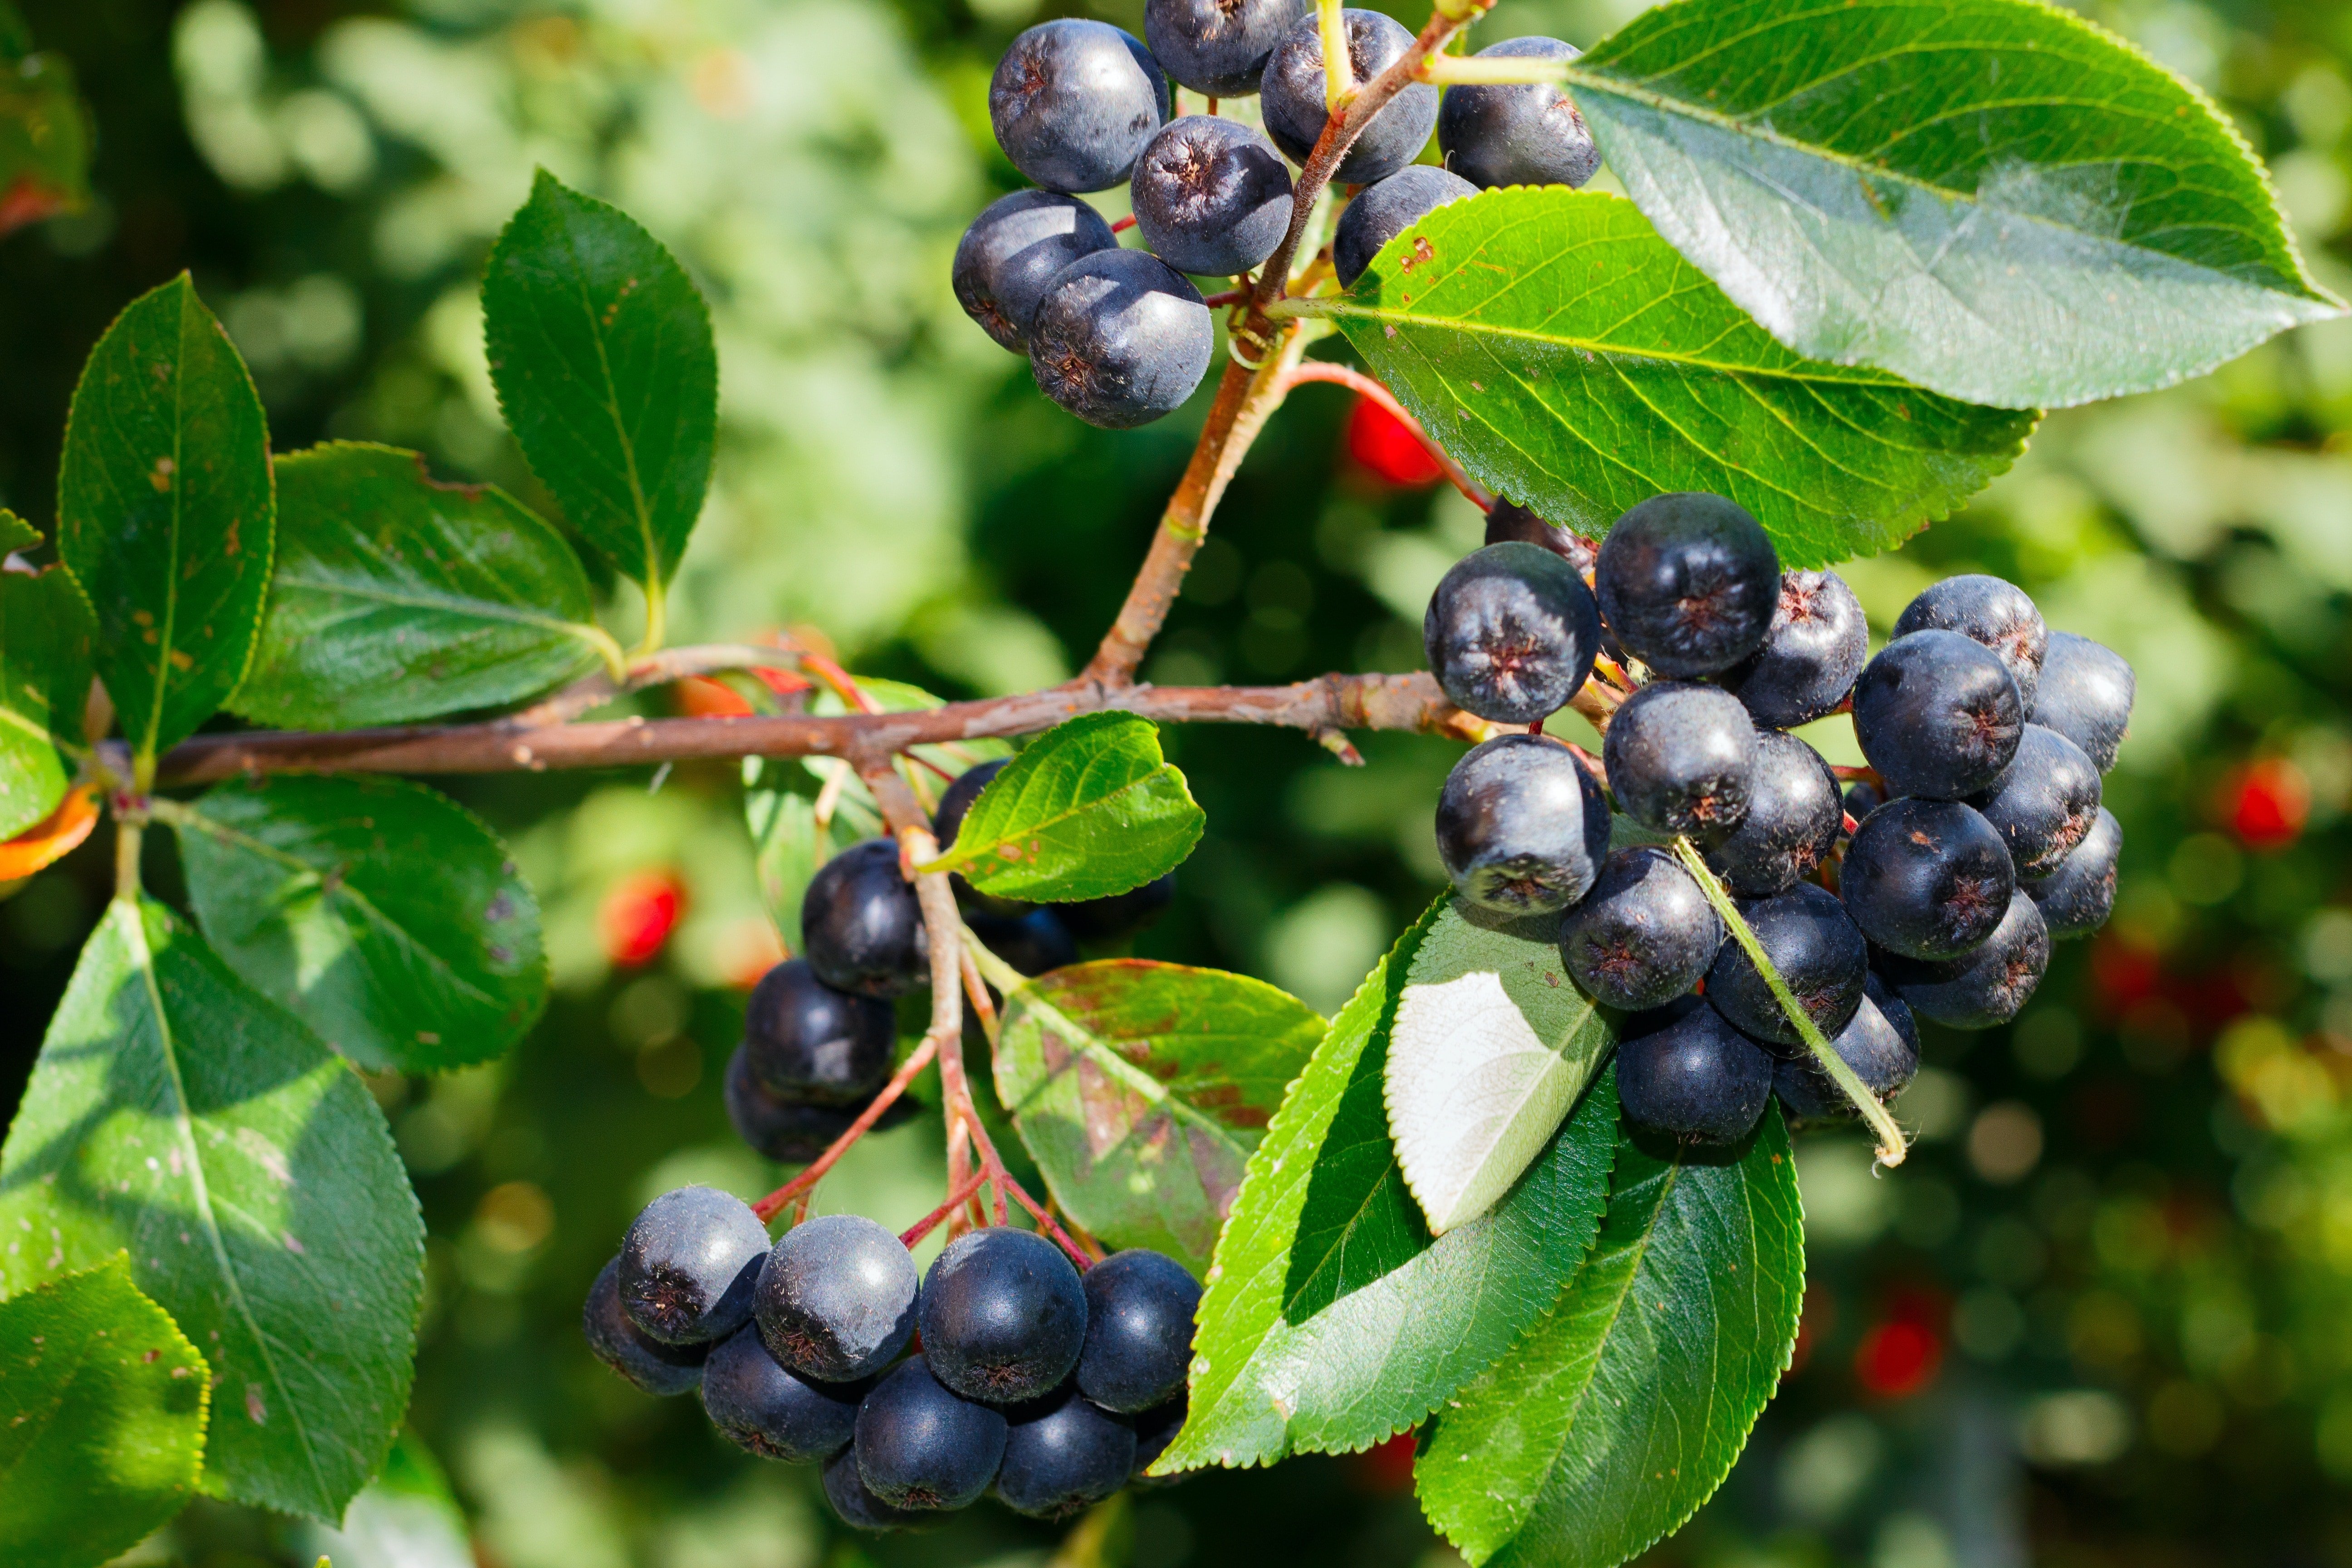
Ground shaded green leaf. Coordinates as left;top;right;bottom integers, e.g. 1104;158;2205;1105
483;170;717;605
1320;188;2035;567
0;561;93;841
0;507;35;552
0;897;426;1522
1159;898;1618;1473
0;1254;210;1568
173;774;547;1074
291;1428;474;1568
233;443;616;730
1416;1110;1805;1568
0;15;91;237
1565;0;2343;409
926;713;1205;902
994;960;1325;1275
57;274;274;765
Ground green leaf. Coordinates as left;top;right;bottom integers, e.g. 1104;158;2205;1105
482;170;717;609
0;897;426;1522
1159;898;1618;1473
926;713;1205;902
172;774;548;1074
0;1254;209;1568
1563;0;2343;410
1416;1109;1806;1568
292;1428;473;1568
1384;904;1614;1235
1321;188;2036;568
993;960;1326;1275
0;508;35;553
57;274;274;766
0;562;93;842
232;443;617;730
0;18;91;237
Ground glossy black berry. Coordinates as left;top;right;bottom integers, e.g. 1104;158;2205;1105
1601;681;1757;841
1131;1395;1186;1480
1894;574;2048;708
1704;881;1867;1049
1615;997;1774;1145
804;838;928;997
1558;846;1722;1011
1702;730;1841;897
701;1324;862;1463
1076;1248;1200;1413
1059;873;1178;943
1485;499;1594;571
1851;629;2023;800
1436;733;1612;915
919;1226;1089;1405
1030;248;1214;429
1770;992;1920;1125
954;191;1118;353
1423;541;1601;725
584;1257;708;1396
823;1446;930;1532
854;1357;1008;1511
1436;37;1599;189
1875;890;2050;1030
991;20;1171;193
1333;165;1478;287
1132;116;1294;276
995;1386;1139;1519
725;1048;860;1162
967;906;1081;977
1842;779;1885;827
1970;723;2102;877
1839;797;2015;960
743;958;896;1105
2028;806;2120;939
618;1186;771;1346
1715;569;1867;730
1144;0;1308;96
1594;493;1781;677
1867;970;1921;1060
2030;632;2135;772
1260;10;1438;182
755;1213;920;1382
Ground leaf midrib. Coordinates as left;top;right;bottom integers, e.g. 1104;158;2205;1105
274;566;604;644
1005;985;1254;1155
559;211;664;598
955;756;1176;871
138;289;194;767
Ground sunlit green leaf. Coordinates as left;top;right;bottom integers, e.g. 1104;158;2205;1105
0;558;93;841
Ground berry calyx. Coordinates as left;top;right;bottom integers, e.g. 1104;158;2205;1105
755;1213;921;1382
1600;681;1758;840
1839;797;2015;960
1558;846;1722;1011
1594;492;1781;677
1422;540;1601;725
990;20;1171;194
617;1185;772;1347
1131;116;1294;277
918;1226;1090;1405
1435;733;1612;915
1029;249;1214;430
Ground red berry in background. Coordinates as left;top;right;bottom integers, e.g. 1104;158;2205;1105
1352;1430;1418;1494
603;870;686;966
2223;758;2308;850
1345;393;1443;487
1853;1291;1944;1401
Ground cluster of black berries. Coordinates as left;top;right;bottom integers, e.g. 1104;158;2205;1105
584;1186;1202;1529
725;767;1171;1162
956;3;1597;427
1426;494;2135;1142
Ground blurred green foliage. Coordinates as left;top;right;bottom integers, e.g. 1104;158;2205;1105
7;0;2352;1563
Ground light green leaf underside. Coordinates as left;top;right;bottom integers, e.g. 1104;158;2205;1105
0;1254;210;1568
57;274;274;763
1385;903;1614;1235
1326;187;2038;568
233;443;611;730
1568;0;2342;409
1160;898;1617;1474
0;898;426;1522
291;1428;474;1568
995;959;1325;1277
1416;1111;1806;1568
0;564;93;841
175;774;549;1074
931;712;1205;902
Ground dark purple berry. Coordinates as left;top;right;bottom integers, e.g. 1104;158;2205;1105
1333;164;1478;288
823;1446;930;1531
919;1226;1089;1405
1842;779;1884;827
584;1257;707;1396
2028;806;2120;939
1059;873;1177;944
617;1186;770;1346
954;191;1118;352
1851;629;2023;800
742;958;896;1104
1894;574;2048;707
1715;569;1867;730
1030;248;1214;429
1144;0;1308;97
803;837;928;997
995;1387;1139;1519
1423;541;1601;724
1132;116;1294;276
1594;493;1781;678
1970;723;2102;877
1839;798;2015;960
755;1213;920;1382
1436;37;1599;190
966;906;1080;977
2030;632;2134;772
700;1324;862;1463
1259;10;1438;183
1771;993;1919;1125
1874;891;2050;1029
1558;846;1722;1011
1701;730;1841;897
1131;1395;1187;1481
1076;1249;1200;1413
854;1357;1008;1510
1600;681;1757;841
1616;997;1774;1145
725;1049;861;1162
991;20;1171;193
1704;882;1867;1049
1436;733;1612;915
1485;499;1594;571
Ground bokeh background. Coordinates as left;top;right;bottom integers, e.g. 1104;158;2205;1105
6;0;2352;1562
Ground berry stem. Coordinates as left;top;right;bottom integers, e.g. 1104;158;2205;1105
1670;835;1910;1167
902;1167;991;1247
1318;0;1355;109
1281;361;1493;508
1413;51;1572;85
749;1032;941;1223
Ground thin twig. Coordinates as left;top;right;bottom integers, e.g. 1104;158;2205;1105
1284;360;1492;508
902;1168;990;1247
750;1034;941;1223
